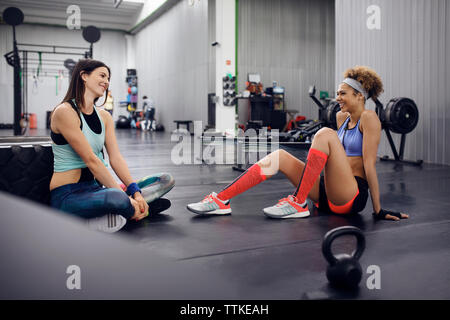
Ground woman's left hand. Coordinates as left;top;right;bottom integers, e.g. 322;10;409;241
133;192;149;219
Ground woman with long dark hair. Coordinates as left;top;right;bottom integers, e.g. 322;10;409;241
49;59;174;232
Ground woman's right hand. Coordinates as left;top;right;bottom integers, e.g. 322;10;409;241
130;197;147;221
373;208;409;221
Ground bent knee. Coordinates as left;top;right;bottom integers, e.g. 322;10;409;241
314;127;337;139
258;149;286;175
104;189;131;211
316;127;335;136
274;148;293;160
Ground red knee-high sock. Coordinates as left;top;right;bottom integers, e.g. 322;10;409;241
217;163;267;201
293;148;328;204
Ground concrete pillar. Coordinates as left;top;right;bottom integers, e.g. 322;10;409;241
215;0;236;136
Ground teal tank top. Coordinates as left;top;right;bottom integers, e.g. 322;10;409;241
52;101;107;172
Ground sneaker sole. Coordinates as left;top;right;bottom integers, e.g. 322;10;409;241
186;205;232;215
263;210;310;219
88;214;127;233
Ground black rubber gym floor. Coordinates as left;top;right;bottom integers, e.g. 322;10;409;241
116;129;450;299
1;128;450;300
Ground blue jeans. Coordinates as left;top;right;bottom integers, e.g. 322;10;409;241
50;180;135;219
50;173;175;220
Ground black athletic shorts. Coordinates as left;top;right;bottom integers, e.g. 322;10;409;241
317;175;369;214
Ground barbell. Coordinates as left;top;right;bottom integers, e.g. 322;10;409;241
322;97;419;134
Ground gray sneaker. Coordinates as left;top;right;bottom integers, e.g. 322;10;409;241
187;192;231;215
263;195;310;219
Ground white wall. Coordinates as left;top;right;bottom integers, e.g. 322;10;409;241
133;0;209;131
0;24;128;129
215;0;236;134
335;0;450;165
237;0;335;122
131;0;170;28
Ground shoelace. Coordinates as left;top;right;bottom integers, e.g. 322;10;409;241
202;195;213;203
276;195;296;207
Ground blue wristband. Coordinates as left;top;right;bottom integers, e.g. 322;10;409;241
126;182;142;196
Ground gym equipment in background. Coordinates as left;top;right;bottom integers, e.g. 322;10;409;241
240;76;287;132
117;101;146;130
116;69;149;131
3;6;100;135
322;226;366;289
375;98;422;165
308;85;340;130
117;69;139;129
280;85;339;144
126;69;138;111
2;7;23;136
116;69;139;129
223;74;237;106
271;83;285;111
64;58;77;78
82;25;101;58
116;115;131;129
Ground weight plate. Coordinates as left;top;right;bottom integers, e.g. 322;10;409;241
384;97;419;134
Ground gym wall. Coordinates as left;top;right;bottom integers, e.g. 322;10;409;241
335;0;450;165
208;0;216;94
236;0;335;123
0;25;14;127
133;0;209;132
0;24;129;129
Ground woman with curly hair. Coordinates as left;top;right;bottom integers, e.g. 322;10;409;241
187;66;408;221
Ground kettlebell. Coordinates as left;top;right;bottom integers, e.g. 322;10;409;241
322;226;366;289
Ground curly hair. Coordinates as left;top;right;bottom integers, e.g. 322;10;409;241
343;66;384;100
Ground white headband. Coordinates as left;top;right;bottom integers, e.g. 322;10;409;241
342;78;368;99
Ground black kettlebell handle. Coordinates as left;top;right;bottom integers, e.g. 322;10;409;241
322;226;366;265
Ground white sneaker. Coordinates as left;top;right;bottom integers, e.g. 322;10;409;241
263;195;310;219
186;192;231;215
87;214;127;233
